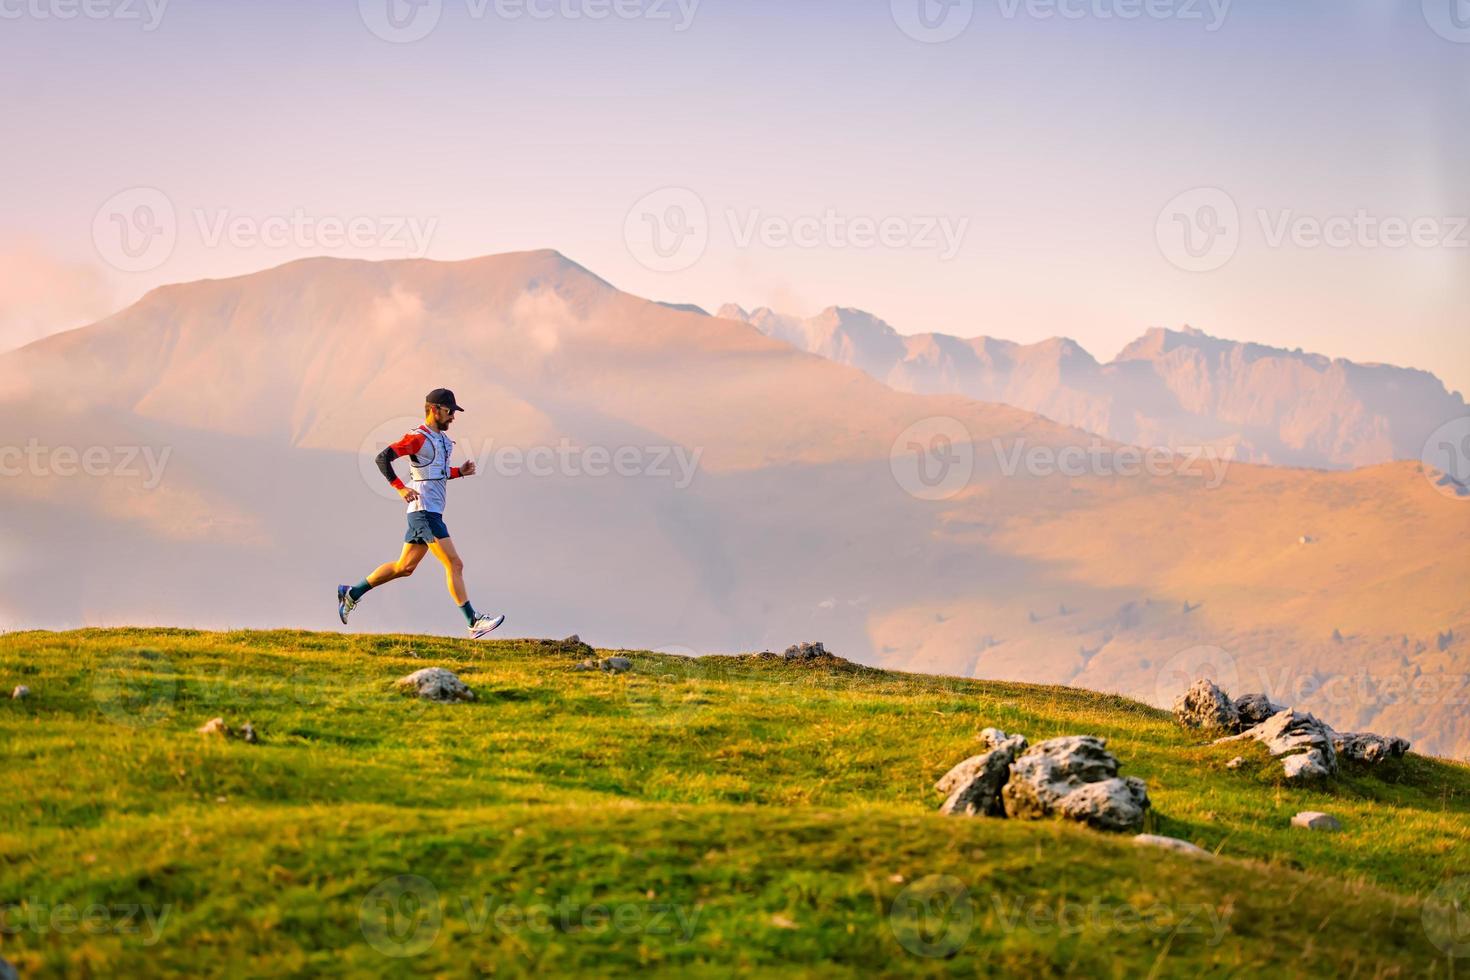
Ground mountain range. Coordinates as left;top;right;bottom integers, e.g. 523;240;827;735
717;305;1466;470
1;250;1465;756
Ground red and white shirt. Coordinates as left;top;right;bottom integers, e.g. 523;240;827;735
386;424;464;514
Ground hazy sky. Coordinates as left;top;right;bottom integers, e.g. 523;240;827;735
2;0;1467;393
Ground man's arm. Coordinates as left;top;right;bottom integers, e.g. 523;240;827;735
377;431;427;499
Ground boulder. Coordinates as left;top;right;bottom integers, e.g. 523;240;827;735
1215;709;1337;780
1173;679;1240;731
602;657;633;674
572;659;600;672
1233;692;1284;727
198;718;259;743
1332;731;1410;764
1057;777;1151;832
395;667;475;703
1133;834;1213;858
1225;756;1246;770
10;685;29;700
533;635;595;658
935;728;1028;817
781;642;829;661
1002;736;1149;831
1291;811;1341;831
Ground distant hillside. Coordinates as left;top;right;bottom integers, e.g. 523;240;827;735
718;305;1466;470
1;628;1466;975
0;251;1464;757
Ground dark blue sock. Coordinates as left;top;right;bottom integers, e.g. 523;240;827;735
459;602;478;626
348;579;374;602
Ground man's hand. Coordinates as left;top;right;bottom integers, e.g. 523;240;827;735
398;486;421;504
460;459;477;477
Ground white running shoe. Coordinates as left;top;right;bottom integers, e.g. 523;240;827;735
470;614;506;639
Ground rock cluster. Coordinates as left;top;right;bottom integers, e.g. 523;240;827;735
781;642;830;661
533;635;596;659
572;657;633;674
1172;678;1409;780
395;667;476;703
197;717;260;743
936;730;1150;832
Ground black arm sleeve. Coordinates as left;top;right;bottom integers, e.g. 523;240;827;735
376;446;402;485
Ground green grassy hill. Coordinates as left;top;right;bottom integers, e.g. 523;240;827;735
2;629;1467;977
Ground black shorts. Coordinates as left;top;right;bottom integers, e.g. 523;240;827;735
405;511;450;544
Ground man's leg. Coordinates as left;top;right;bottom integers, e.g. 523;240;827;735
339;542;428;624
365;542;430;590
427;536;469;607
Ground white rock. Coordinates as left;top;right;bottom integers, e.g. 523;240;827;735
395;667;476;703
1173;679;1240;731
1133;834;1213;858
1215;709;1338;780
936;728;1028;817
602;657;634;674
1057;777;1151;832
1291;811;1341;831
10;685;29;700
1225;756;1245;770
1002;735;1150;832
198;717;230;736
1332;731;1410;764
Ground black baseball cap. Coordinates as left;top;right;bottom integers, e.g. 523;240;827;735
426;388;465;412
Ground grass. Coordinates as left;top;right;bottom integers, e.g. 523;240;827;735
1;628;1468;977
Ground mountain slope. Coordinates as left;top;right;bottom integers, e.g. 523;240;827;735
0;251;1465;757
2;628;1466;975
719;305;1466;469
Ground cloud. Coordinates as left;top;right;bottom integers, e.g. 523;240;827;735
0;242;117;353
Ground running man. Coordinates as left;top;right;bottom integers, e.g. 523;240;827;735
337;388;505;638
